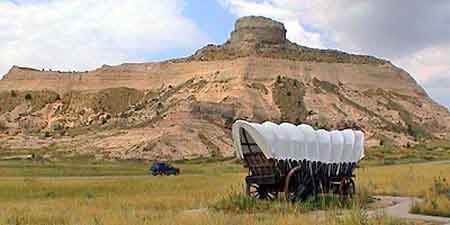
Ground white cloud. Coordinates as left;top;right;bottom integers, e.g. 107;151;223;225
395;45;450;84
219;0;450;109
0;0;208;76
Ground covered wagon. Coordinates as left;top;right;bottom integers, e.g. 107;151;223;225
232;120;365;202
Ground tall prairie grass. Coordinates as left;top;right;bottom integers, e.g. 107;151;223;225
356;162;449;196
410;176;450;217
0;161;448;224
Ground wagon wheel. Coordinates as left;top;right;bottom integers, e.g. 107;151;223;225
339;177;355;198
246;183;278;200
284;166;314;202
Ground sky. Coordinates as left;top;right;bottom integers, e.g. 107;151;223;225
0;0;449;109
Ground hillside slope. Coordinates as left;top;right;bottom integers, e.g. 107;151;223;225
1;16;449;160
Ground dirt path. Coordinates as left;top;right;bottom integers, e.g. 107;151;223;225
370;196;450;225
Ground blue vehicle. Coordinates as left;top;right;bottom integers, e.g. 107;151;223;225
149;162;180;176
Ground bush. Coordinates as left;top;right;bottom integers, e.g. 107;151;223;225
0;120;7;131
312;78;338;93
18;119;41;134
24;93;32;100
272;76;307;123
224;117;235;128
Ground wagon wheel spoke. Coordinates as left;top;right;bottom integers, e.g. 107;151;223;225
344;178;355;198
246;183;278;200
246;183;258;197
339;177;355;199
285;165;316;203
266;191;278;201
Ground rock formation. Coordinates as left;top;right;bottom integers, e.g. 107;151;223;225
229;16;287;48
0;16;449;160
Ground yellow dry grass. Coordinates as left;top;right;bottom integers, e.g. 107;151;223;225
357;162;449;197
410;176;450;217
0;161;448;225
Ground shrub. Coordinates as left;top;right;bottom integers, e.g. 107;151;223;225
0;120;7;131
24;93;32;100
19;118;41;134
272;76;307;123
312;78;338;93
224;117;235;128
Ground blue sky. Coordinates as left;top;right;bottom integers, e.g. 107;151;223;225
0;0;449;109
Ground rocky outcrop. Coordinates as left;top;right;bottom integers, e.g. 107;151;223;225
190;16;388;66
229;16;287;48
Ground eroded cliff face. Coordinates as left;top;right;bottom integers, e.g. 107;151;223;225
0;16;449;160
229;16;287;48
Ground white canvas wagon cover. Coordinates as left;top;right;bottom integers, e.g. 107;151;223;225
232;120;365;163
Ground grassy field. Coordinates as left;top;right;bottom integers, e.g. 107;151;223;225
410;176;450;217
0;159;448;225
362;141;450;166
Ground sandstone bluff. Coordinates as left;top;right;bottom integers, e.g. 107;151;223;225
0;16;449;160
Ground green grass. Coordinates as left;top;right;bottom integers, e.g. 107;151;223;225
0;161;147;177
214;187;372;213
0;143;95;162
0;158;245;177
363;142;450;166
